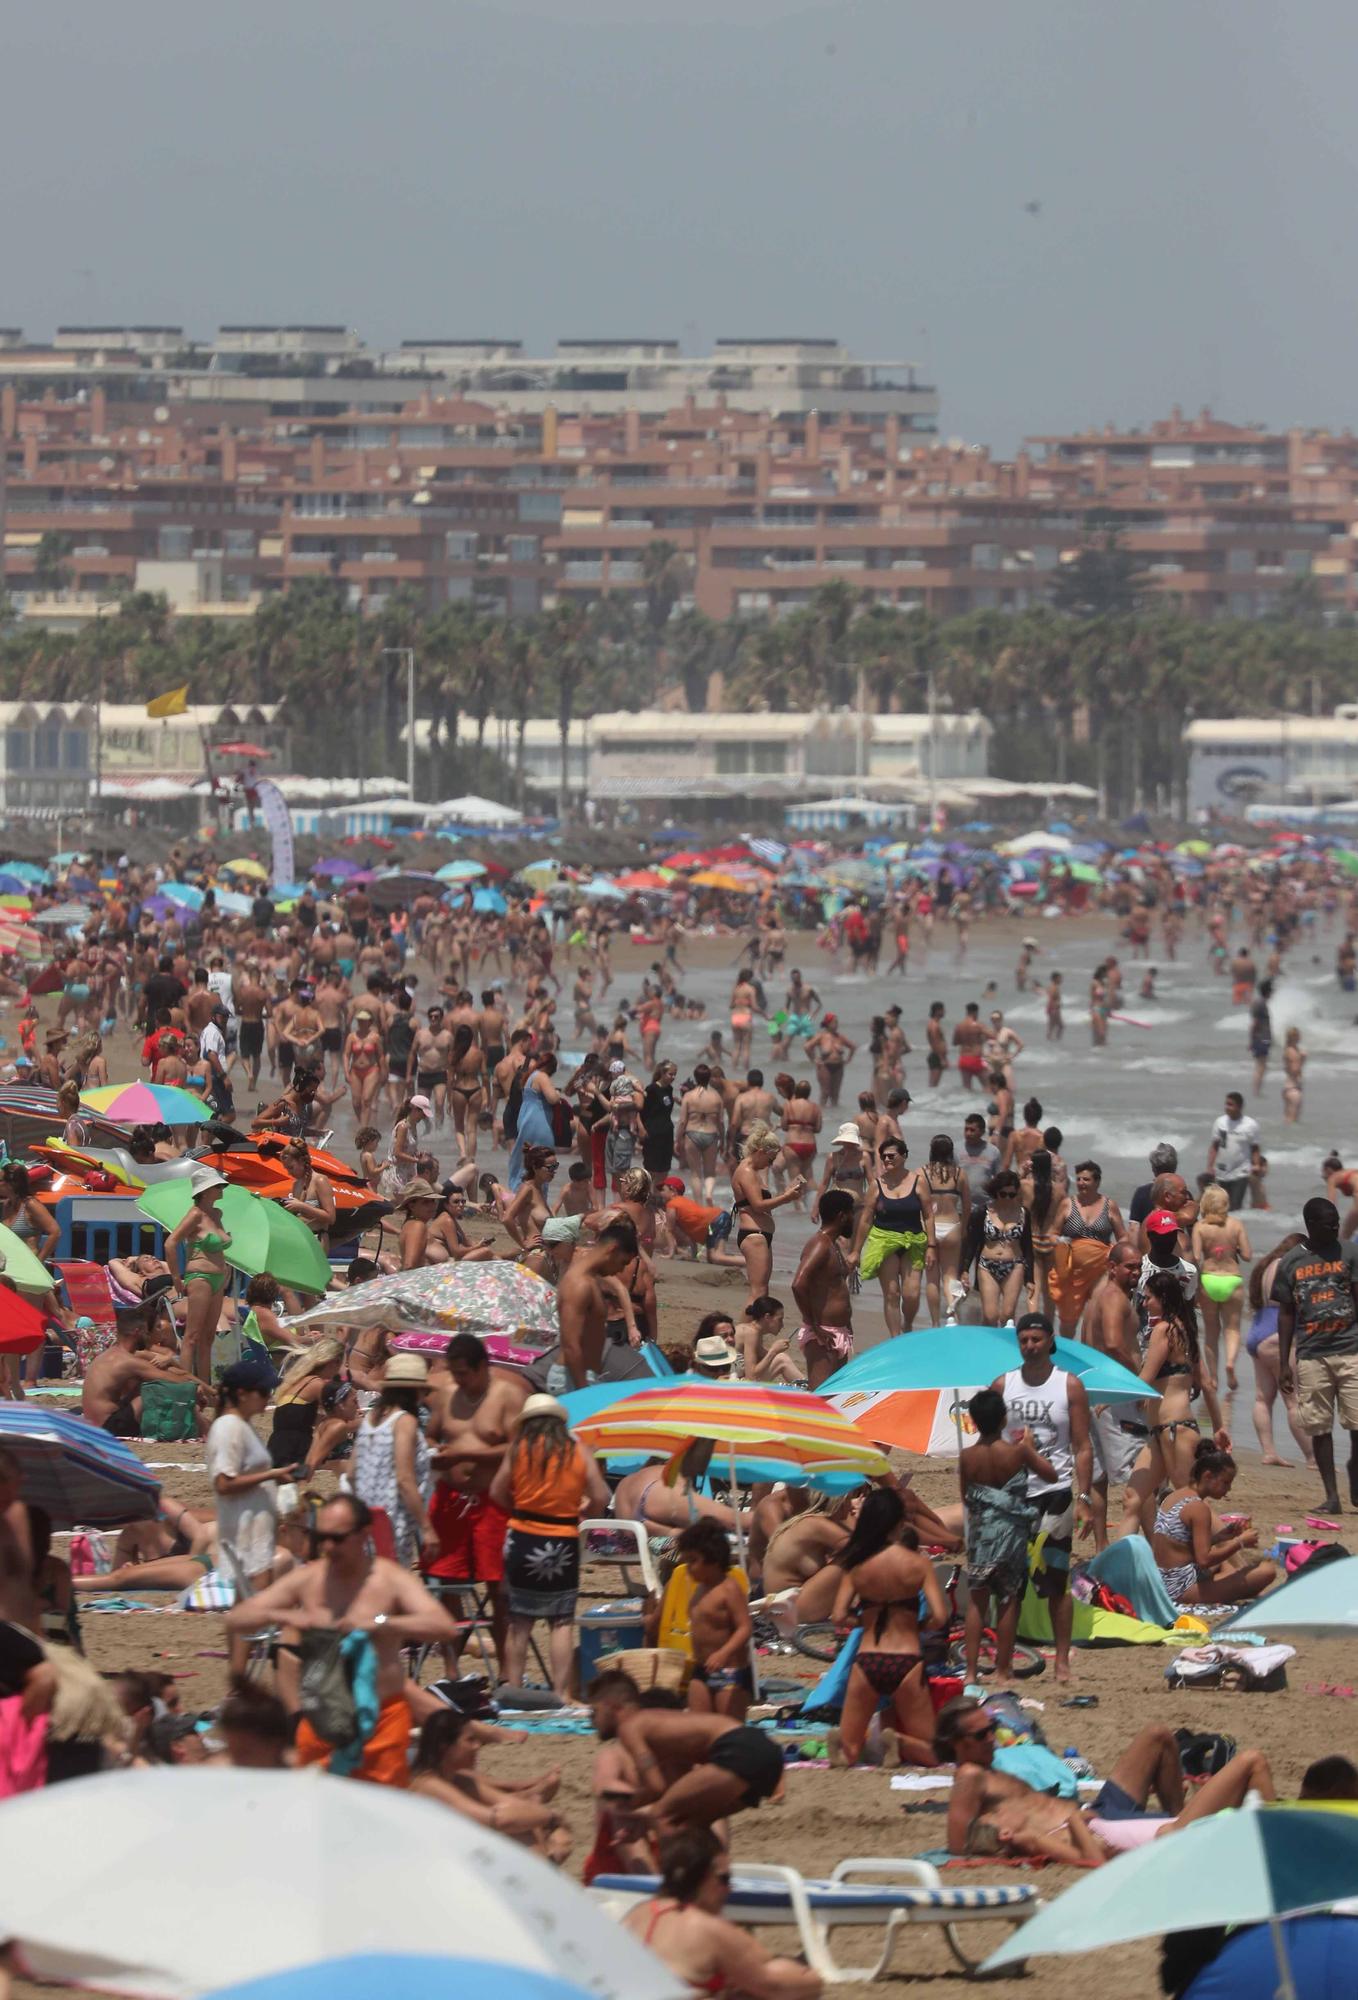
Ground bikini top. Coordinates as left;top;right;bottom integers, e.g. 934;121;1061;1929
983;1211;1024;1246
196;1232;230;1255
1153;1493;1193;1547
1062;1199;1115;1243
873;1177;923;1234
640;1906;726;1996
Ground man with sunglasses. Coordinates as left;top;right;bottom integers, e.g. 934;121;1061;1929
225;1493;457;1785
936;1697;1276;1865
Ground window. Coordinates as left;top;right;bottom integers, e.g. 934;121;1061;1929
714;742;787;775
34;725;60;770
507;536;537;564
751;742;787;773
224;528;256;557
5;731;29;772
158;526;192;559
517;492;562;523
295;493;347;518
1226;547;1255;574
445;531;478;560
61;730;87;771
970;543;1000;570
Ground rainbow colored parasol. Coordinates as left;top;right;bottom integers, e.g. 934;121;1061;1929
82;1082;214;1126
572;1380;889;1480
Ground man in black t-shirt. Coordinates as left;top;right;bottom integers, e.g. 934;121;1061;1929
141;955;186;1029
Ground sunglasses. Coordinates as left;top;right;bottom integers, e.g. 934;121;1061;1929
961;1720;997;1741
311;1526;359;1549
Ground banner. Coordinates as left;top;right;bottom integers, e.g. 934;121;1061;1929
253;778;295;891
146;685;189;718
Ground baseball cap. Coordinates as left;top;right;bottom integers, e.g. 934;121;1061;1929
661;1176;687;1194
1144;1208;1180;1236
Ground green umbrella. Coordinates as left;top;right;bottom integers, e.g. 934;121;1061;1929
0;1224;57;1294
1067;861;1103;884
136;1182;331;1293
982;1803;1358;1997
1333;849;1358;878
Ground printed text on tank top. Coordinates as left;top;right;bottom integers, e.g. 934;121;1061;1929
1001;1365;1073;1497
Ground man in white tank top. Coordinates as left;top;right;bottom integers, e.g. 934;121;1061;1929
989;1312;1093;1683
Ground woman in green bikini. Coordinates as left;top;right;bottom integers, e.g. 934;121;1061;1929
165;1164;233;1382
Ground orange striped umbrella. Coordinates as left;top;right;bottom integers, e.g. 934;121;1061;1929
572;1380;889;1480
828;1384;985;1456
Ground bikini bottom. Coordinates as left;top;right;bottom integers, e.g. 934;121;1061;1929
855;1651;921;1698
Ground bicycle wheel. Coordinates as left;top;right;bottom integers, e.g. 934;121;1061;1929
946;1635;1045;1681
790;1621;843;1664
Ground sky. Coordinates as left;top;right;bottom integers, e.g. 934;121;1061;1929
5;0;1356;452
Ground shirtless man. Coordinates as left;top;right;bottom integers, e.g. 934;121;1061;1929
81;1305;206;1438
478;989;508;1079
314;969;351;1092
225;1493;457;1784
425;1332;529;1669
1083;1242;1150;1546
230;965;269;1093
728;1070;779;1166
937;1698;1276;1867
925;1001;948;1090
791;1189;856;1389
529;1219;644;1392
589;1668;786;1835
412;1006;453;1131
952;1002;988;1092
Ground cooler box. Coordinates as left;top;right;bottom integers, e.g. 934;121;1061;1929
577;1601;645;1682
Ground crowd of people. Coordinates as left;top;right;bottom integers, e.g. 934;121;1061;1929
0;834;1352;1995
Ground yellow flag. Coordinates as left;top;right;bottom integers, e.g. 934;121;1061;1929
145;685;189;719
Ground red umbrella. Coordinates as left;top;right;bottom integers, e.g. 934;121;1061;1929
0;1290;48;1356
215;742;273;758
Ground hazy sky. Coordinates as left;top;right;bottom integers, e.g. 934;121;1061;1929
6;0;1355;451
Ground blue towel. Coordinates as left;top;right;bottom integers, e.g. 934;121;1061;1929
798;1628;860;1717
328;1631;380;1777
1085;1535;1179;1629
994;1742;1079;1799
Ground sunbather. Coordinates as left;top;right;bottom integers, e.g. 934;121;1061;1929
590;1669;785;1834
622;1827;822;2000
936;1700;1276;1865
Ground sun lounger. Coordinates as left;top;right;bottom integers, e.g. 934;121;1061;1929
591;1857;1040;1979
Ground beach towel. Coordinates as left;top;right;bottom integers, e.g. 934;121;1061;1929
1018;1589;1173;1647
1084;1536;1179;1629
797;1627;861;1718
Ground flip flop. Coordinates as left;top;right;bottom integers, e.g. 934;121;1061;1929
1305;1516;1342;1531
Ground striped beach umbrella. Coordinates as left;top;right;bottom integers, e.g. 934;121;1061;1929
82;1081;214;1126
572;1380;889;1481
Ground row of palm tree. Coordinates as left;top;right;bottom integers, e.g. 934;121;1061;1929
3;537;1356;818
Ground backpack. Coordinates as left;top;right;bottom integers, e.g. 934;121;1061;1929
298;1630;358;1746
139;1378;200;1444
503;1071;524;1142
1284;1539;1349;1578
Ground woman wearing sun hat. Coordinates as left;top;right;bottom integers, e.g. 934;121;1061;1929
352;1352;435;1568
489;1393;609;1695
164;1163;233;1383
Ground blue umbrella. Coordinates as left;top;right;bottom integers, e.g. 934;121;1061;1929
472;886;508;915
0;875;31;896
1182;1914;1358;2000
0;862;47;884
159;880;206;908
1219;1553;1358;1638
582;876;626;900
210;1959;603;2000
0;1406;160;1528
822;1326;1150;1403
437;858;488;882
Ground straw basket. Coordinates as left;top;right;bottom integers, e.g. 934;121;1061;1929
596;1646;692;1694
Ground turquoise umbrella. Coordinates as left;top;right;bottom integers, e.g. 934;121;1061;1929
436;859;487;882
1220;1554;1358;1639
822;1326;1150;1403
982;1804;1358;1998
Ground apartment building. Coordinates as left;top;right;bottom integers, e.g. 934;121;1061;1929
1;378;1351;623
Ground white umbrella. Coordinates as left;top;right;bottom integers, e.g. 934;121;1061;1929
0;1769;681;2000
995;831;1074;857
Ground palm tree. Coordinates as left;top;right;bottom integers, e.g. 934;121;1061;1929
539;601;590;820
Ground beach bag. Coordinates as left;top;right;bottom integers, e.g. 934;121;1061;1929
503;1072;524;1142
1175;1727;1236;1778
139;1378;199;1443
1284;1539;1348;1578
551;1097;574;1147
298;1629;358;1746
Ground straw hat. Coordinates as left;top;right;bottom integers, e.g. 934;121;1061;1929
395;1177;440;1207
382;1353;429;1386
516;1392;567;1424
189;1163;226;1196
832;1121;864;1148
693;1334;737;1373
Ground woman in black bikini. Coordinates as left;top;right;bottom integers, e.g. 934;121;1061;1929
975;1168;1030;1327
1125;1271;1225;1537
829;1488;948;1768
447;1022;487;1166
730;1124;805;1312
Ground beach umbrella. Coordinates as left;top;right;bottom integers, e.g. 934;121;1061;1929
1066;861;1103;885
0;1769;682;2000
617;869;675;891
211;1959;610;2000
435;858;488;882
30;902;94;928
582;875;627;900
159;880;206;908
822;1327;1150;1455
472;887;508;915
210;888;254;916
0;1223;60;1294
982;1804;1358;1996
0;875;32;896
314;857;360;878
661;850;708;869
49;852;87;869
136;1181;331;1293
0;1406;160;1527
1180;1914;1358;1999
997;832;1074;857
220;857;268;879
572;1380;889;1483
0;862;47;884
283;1261;559;1343
0;1291;48;1357
82;1082;214;1126
518;859;561;886
1176;839;1212;857
688;870;746;892
1218;1554;1358;1639
1332;849;1358;878
559;1378;864;1492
